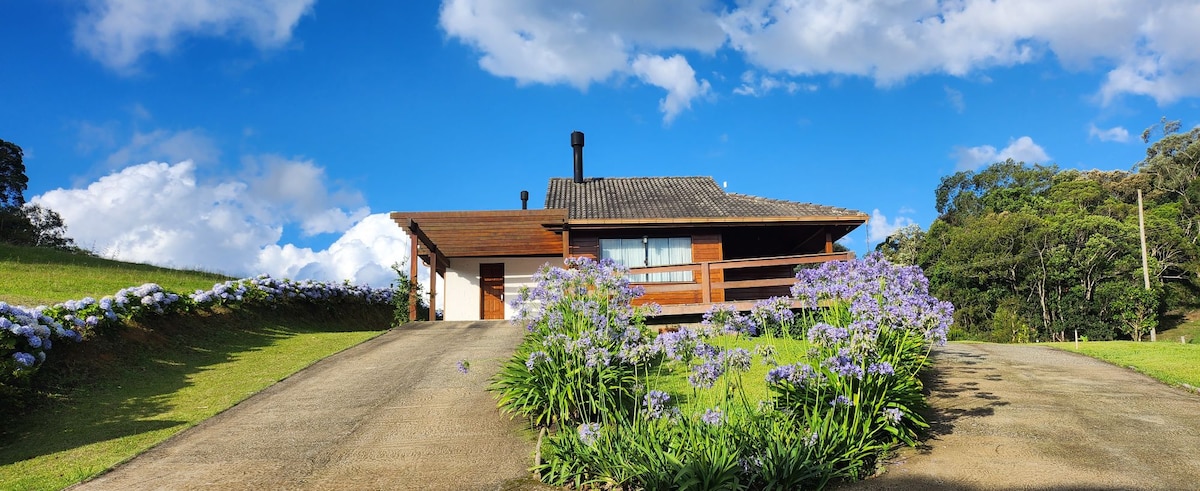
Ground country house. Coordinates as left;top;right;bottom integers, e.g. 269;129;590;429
390;132;867;321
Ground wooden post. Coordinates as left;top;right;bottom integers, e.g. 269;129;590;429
1074;329;1079;350
1138;189;1155;342
824;232;834;254
428;253;438;321
701;262;711;304
409;233;418;322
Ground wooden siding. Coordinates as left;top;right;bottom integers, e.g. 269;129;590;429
568;230;726;305
391;210;567;258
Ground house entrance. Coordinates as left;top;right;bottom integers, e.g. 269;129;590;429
480;263;505;320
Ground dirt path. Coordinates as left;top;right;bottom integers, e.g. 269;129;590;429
842;343;1200;490
72;321;544;491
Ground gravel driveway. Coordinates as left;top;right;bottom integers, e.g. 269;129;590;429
843;342;1200;490
72;327;1200;490
72;321;541;491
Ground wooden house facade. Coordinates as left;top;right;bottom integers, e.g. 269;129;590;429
390;133;868;321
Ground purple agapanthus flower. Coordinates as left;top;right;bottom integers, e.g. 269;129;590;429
867;361;895;376
578;422;601;445
701;407;724;426
883;407;904;424
455;360;470;374
643;390;672;419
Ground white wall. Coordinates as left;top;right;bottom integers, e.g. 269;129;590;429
443;256;560;321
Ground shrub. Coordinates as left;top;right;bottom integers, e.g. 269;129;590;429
503;254;952;490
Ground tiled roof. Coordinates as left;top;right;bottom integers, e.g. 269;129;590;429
544;176;865;221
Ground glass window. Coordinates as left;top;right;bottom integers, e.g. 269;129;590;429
600;237;693;282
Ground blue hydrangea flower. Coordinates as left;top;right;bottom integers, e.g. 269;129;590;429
12;352;36;368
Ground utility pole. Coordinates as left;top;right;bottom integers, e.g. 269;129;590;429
1138;189;1155;342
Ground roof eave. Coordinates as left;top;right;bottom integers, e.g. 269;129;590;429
566;215;868;228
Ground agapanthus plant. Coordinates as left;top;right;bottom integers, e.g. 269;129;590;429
493;257;658;427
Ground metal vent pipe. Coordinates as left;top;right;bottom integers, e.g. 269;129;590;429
571;131;585;183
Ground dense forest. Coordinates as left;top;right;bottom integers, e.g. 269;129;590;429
878;119;1200;342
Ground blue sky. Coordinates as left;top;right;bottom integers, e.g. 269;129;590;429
2;0;1198;287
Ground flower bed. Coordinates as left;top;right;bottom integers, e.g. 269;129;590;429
1;275;393;384
492;254;952;490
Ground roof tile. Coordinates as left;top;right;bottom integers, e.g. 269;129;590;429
545;177;864;220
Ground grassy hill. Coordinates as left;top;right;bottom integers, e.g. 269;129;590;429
0;244;392;490
0;243;231;306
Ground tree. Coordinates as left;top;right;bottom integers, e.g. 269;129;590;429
1100;282;1160;342
391;262;428;325
0;138;77;250
0;138;27;208
875;224;924;265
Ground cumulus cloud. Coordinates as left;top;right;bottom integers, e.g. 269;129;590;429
868;209;915;244
953;136;1050;171
630;54;711;123
242;155;370;236
255;213;410;288
1088;124;1131;143
74;0;315;71
31;160;395;286
441;0;1200;110
439;0;723;122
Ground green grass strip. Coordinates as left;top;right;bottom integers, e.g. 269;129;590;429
0;308;388;490
0;243;230;307
1047;341;1200;389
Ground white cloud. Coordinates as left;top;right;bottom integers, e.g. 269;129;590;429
944;86;965;113
733;70;816;96
242;155;369;236
104;128;221;168
255;214;410;288
441;0;1200;109
868;209;915;244
953;136;1050;171
439;0;723;122
74;0;315;71
31;160;394;286
630;54;711;123
1088;124;1131;143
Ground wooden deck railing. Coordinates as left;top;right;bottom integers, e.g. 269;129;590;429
628;252;853;311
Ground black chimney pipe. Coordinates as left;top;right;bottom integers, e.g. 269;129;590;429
571;131;585;183
520;190;529;210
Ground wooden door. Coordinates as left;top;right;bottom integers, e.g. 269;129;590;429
480;263;505;320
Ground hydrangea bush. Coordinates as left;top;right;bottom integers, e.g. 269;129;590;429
1;276;393;383
496;254;954;490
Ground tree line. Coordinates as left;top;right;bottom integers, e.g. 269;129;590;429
878;118;1199;342
0;138;75;249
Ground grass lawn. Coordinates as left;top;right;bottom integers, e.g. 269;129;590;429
645;334;811;414
1047;341;1200;389
1157;314;1200;345
0;306;389;491
0;243;231;306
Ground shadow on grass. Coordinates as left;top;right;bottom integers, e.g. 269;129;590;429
0;304;390;466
